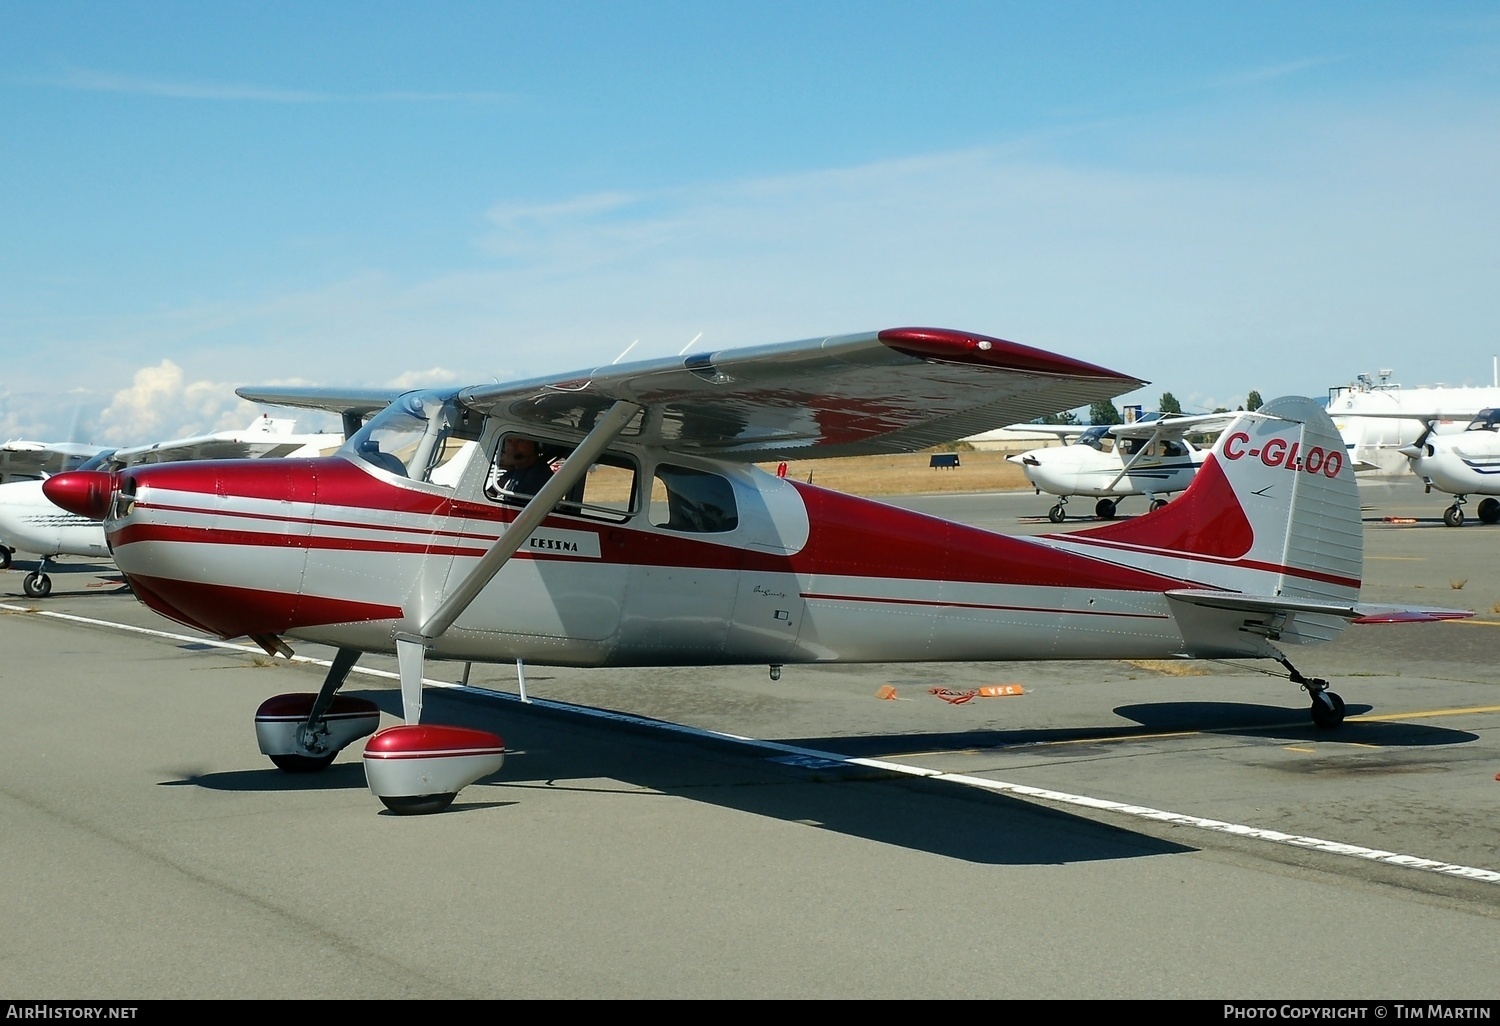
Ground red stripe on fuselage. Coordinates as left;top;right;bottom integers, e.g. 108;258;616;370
785;482;1199;591
123;572;402;638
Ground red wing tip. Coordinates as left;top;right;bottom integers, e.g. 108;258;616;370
877;327;1140;381
1353;610;1475;624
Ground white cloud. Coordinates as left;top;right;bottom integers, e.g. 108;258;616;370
8;88;1500;439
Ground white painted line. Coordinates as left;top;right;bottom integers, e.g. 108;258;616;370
9;601;1498;886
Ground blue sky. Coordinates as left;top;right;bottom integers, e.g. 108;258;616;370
4;1;1499;443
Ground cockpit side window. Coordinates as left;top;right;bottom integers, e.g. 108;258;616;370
1467;409;1500;432
483;434;638;522
649;464;739;533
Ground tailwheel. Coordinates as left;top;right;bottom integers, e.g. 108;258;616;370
23;570;51;598
1479;497;1500;525
1095;498;1117;519
1279;655;1346;730
1443;504;1465;527
1048;503;1066;523
1309;690;1346;730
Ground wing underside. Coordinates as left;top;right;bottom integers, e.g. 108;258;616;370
457;327;1146;461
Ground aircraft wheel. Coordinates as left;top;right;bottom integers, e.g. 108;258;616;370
1048;504;1066;523
1443;505;1465;528
22;571;51;599
0;547;11;570
1309;691;1346;730
1479;498;1500;525
378;792;457;816
269;752;337;773
1095;498;1117;519
1150;498;1168;512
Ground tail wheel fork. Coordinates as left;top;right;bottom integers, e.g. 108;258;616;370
1278;656;1346;729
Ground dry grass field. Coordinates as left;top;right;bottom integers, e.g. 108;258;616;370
759;449;1032;497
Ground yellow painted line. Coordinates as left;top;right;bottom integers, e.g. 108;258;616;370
1445;618;1500;627
1349;704;1500;722
1284;746;1316;753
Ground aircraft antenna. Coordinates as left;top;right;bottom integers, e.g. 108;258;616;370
611;339;639;365
679;332;704;356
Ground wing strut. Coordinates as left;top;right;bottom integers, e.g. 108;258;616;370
1103;421;1169;493
393;399;643;724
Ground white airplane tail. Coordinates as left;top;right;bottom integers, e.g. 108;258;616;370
1045;396;1366;656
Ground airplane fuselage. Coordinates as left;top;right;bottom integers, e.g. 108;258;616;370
0;479;109;559
1014;445;1202;499
97;450;1308;669
1407;435;1500;496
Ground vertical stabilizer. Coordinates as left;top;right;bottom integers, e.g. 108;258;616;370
1044;397;1363;644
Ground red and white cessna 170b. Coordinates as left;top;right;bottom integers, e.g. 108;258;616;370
42;327;1471;814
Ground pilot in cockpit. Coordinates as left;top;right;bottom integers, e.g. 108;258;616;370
487;436;554;501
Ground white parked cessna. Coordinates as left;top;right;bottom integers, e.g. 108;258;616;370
42;327;1469;814
1006;412;1234;521
1325;369;1500;477
0;415;340;595
1391;408;1500;527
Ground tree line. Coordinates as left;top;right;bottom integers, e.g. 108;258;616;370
1038;390;1264;425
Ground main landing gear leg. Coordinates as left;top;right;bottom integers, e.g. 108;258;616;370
1277;655;1346;729
254;647;379;772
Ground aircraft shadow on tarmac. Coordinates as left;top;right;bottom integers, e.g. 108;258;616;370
789;699;1476;760
161;688;1196;867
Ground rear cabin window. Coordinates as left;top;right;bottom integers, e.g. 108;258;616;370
483;434;638;523
649;464;738;533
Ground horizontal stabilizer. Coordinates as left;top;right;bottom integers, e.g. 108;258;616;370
1168;589;1473;624
1350;605;1474;624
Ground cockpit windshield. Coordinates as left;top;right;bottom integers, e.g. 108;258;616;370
1077;426;1112;451
1465;409;1500;433
73;450;120;472
342;391;482;486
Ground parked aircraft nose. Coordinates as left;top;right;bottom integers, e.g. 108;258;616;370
42;470;115;520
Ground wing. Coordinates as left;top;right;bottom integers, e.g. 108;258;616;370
1001;423;1091;440
234;386;406;419
1107;412;1237;441
106;421;340;467
457;327;1145;461
0;440;109;480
